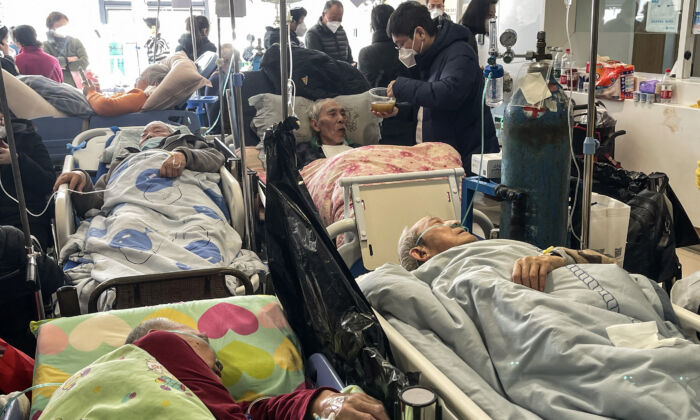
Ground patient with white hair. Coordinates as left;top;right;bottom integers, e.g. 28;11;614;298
53;121;224;217
399;216;615;291
295;98;360;170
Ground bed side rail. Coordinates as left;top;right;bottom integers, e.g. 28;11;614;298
373;310;491;420
673;303;700;335
54;155;76;256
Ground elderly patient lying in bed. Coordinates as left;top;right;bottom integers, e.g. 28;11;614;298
358;215;700;419
399;216;615;291
40;318;390;420
53;122;265;311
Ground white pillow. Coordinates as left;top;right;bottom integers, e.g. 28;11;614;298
249;91;381;146
141;52;211;111
2;69;65;119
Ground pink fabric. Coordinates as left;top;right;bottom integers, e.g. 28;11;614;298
301;142;462;228
15;47;63;83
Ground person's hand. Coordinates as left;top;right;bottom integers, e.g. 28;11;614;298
511;254;565;292
371;107;398;119
387;80;396;98
53;171;87;192
83;84;96;96
160;152;186;178
310;391;390;420
67;56;79;63
0;140;11;165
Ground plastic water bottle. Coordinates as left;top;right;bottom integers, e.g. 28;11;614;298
660;68;674;104
559;49;572;90
553;48;563;81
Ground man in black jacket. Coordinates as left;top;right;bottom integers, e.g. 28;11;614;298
376;2;498;171
0;117;56;250
305;0;353;64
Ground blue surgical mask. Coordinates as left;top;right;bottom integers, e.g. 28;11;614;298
140;137;165;151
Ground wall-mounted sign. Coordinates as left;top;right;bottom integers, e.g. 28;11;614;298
646;0;681;33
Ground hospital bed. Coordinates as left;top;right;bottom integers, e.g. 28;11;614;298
52;126;261;315
325;168;493;273
323;170;700;419
0;296;345;420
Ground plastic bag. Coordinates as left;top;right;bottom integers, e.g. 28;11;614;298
264;117;407;412
571;162;699;290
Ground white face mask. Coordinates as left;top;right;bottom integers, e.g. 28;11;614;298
53;26;68;37
0;126;6;139
295;22;307;37
398;32;423;68
399;47;417;68
430;9;443;19
326;21;341;34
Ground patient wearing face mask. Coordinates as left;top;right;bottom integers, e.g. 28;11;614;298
53;122;226;218
264;7;308;49
305;1;354;64
42;11;89;88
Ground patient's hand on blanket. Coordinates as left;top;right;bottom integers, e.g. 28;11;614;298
54;171;87;192
160;151;186;178
511;254;566;292
310;390;390;420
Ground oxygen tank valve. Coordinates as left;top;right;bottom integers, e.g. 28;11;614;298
534;31;552;62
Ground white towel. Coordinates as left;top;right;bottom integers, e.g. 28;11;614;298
606;321;684;349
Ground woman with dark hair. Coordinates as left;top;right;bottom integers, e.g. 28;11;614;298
358;4;406;88
12;25;63;82
459;0;498;63
42;11;89;87
0;26;19;76
264;7;308;49
176;15;216;61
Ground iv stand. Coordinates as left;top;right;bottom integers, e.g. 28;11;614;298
0;70;45;320
279;0;290;119
226;0;254;251
580;0;600;249
189;4;199;60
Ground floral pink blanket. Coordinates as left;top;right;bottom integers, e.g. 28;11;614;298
301;142;462;227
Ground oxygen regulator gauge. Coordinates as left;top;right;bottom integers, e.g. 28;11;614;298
500;29;518;49
499;29;518;64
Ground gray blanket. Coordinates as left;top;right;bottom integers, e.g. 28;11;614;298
60;151;266;312
360;239;700;419
20;75;94;118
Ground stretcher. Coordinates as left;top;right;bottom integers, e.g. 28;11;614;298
52;126;260;315
324;171;700;419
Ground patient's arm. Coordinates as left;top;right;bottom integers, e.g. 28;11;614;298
171;141;225;174
512;255;566;292
550;247;617;265
511;248;616;292
53;170;104;218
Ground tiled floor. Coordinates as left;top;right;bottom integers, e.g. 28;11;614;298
678;246;700;278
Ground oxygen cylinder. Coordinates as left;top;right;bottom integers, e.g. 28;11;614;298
500;61;571;248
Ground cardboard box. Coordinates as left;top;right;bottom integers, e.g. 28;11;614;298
471;153;502;179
